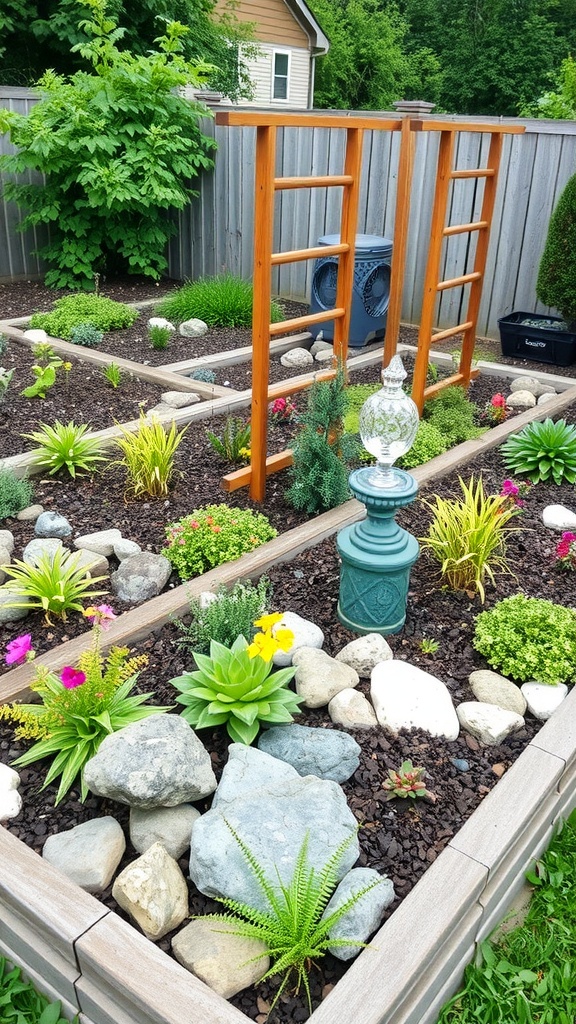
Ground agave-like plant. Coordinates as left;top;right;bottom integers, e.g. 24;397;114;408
501;418;576;485
170;634;303;744
382;760;435;801
23;420;106;477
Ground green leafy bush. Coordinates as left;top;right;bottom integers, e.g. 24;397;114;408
287;368;357;513
343;383;380;434
419;476;520;602
1;621;169;804
501;418;576;485
0;548;108;623
424;385;483;445
206;416;251;464
29;295;137;339
0;956;73;1024
473;593;576;685
398;421;448;469
156;274;284;327
112;415;187;498
0;469;34;520
165;504;277;580
200;824;380;1012
69;323;104;348
176;578;271;654
0;1;216;289
20;364;57;399
536;171;576;323
24;421;106;477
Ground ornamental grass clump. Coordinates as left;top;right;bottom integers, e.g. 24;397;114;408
23;420;106;477
170;613;301;744
0;606;170;804
165;504;277;579
419;475;520;602
473;593;576;685
0;548;108;624
200;824;382;1013
112;414;187;499
156;274;284;327
501;418;576;485
206;416;251;464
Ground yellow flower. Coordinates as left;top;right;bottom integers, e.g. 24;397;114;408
253;612;284;631
247;631;278;662
274;627;294;653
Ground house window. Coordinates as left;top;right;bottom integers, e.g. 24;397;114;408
272;51;290;101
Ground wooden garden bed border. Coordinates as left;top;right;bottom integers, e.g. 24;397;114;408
1;370;576;1024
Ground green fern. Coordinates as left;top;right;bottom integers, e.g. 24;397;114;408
200;822;382;1012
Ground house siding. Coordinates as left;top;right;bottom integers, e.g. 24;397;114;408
214;0;309;48
235;43;311;108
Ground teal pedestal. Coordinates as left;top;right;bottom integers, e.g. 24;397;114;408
337;468;419;635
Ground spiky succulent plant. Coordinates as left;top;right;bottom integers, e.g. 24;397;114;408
382;760;435;801
169;633;303;745
501;418;576;485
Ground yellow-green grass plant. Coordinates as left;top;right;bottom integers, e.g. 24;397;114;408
23;421;106;477
112;414;187;499
419;475;521;602
0;548;108;623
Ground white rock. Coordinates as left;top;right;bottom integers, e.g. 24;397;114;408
456;702;524;746
148;317;175;331
505;390;536;410
336;634;393;678
74;548;109;578
0;591;30;623
510;376;556;398
22;537;63;566
538;392;558;405
328;689;378;729
315;349;335;363
42;817;126;893
0;545;11;567
0;763;20;792
310;339;333;356
0;530;14;555
74;528;122;556
112;842;189;940
280;348;314;368
113;539;142;561
172;920;269;999
160;391;201;409
16;504;44;522
371;661;459;740
23;328;48;343
179;319;208;338
271;611;324;666
0;789;22;822
292;647;359;708
130;804;200;859
521;681;568;721
542;504;576;532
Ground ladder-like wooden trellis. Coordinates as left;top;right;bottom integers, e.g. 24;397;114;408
214;111;524;501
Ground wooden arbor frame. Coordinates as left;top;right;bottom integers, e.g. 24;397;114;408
214;111;524;502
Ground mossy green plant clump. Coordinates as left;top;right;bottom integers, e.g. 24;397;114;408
473;593;576;685
29;295;138;339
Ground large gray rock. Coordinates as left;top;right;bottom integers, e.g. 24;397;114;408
130;804;201;859
189;745;359;913
506;390;536;410
34;511;72;539
179;318;208;338
257;724;361;783
280;348;314;368
172;921;269;999
323;867;395;960
509;376;556;398
0;591;30;623
112;842;189;940
335;634;393;678
42;817;125;893
292;647;359;708
22;537;63;566
160;391;201;409
111;551;172;603
84;715;217;808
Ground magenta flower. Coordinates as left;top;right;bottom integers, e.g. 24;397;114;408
5;634;34;667
84;604;117;630
501;479;520;497
59;666;86;689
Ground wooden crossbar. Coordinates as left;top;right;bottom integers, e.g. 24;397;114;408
271;243;348;266
431;321;474;342
215;111;400;131
274;175;353;190
413;120;525;135
422;368;480;401
269;308;345;336
267;370;336;401
437;271;482;291
450;169;495;179
221;450;294;492
443;220;488;236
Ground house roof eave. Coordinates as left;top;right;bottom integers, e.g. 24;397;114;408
283;0;330;54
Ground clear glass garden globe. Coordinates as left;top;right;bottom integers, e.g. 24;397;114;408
358;355;420;488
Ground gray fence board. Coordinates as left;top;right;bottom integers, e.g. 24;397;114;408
2;91;576;338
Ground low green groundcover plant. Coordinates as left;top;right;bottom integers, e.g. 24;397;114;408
29;295;138;340
171;613;300;744
501;418;576;485
165;504;277;580
438;811;576;1023
175;578;271;654
156;274;284;328
473;593;576;685
0;469;34;520
0;955;75;1024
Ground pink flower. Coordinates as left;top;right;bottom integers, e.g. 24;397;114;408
59;666;86;689
84;604;117;630
5;634;34;667
189;520;200;529
212;525;222;533
491;393;506;408
501;479;520;497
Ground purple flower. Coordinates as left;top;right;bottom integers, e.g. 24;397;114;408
5;634;34;667
59;666;86;690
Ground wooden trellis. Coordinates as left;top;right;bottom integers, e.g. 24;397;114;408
214;111;524;501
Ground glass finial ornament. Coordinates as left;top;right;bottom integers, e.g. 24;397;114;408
359;355;419;488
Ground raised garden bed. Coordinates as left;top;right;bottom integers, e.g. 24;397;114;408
2;380;576;1024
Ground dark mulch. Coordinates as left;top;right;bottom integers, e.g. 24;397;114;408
2;274;576;1022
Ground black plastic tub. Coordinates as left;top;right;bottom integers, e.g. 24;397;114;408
498;311;576;366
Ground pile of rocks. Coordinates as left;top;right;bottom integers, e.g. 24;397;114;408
504;375;559;409
279;338;334;370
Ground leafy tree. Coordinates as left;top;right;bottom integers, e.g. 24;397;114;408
0;0;217;289
519;56;576;119
0;0;256;101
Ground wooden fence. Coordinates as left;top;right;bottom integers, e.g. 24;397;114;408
2;86;576;338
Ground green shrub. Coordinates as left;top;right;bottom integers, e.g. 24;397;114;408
501;418;576;485
29;295;137;339
24;421;106;477
156;274;284;327
176;578;271;654
536;172;576;323
0;3;216;289
424;385;483;445
398;421;448;469
165;504;277;580
69;323;104;347
0;469;34;520
473;593;576;685
343;383;380;434
419;476;520;602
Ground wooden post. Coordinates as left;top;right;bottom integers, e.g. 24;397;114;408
384;116;415;368
249;125;276;502
332;127;364;369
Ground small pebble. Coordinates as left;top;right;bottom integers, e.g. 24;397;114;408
492;763;506;778
451;758;470;773
465;734;480;751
